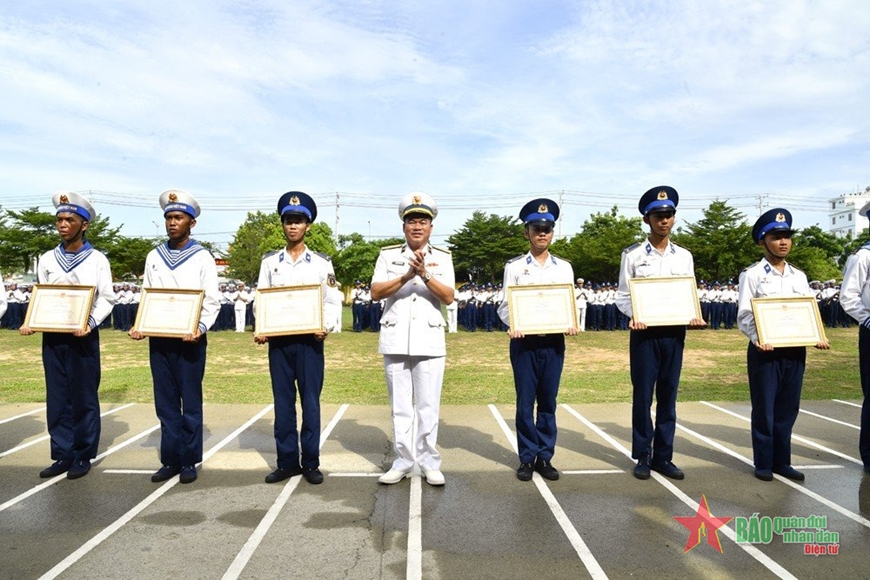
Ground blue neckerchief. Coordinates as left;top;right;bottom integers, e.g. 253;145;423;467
156;239;205;270
54;241;94;273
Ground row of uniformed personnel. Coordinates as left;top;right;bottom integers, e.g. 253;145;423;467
10;186;870;488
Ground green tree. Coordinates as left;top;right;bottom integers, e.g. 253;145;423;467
788;225;845;281
226;211;284;283
446;211;527;283
0;208;58;272
555;207;644;282
334;234;403;286
105;236;161;280
672;200;756;283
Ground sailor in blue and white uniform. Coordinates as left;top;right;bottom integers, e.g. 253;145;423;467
130;190;220;485
22;191;115;480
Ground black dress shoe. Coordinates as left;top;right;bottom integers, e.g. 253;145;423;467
651;461;685;480
179;465;197;484
754;468;773;481
535;459;560;481
302;467;323;485
864;465;870;476
265;466;302;484
633;454;651;480
773;466;805;482
516;462;534;481
151;465;181;483
40;459;73;478
67;460;91;480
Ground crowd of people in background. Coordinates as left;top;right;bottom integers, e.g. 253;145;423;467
0;274;859;333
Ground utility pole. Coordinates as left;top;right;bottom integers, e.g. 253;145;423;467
559;190;564;239
755;194;769;217
334;192;340;243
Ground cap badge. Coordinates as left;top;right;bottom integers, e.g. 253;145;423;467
413;195;422;204
538;203;548;213
59;194;69;203
657;190;668;200
289;196;300;205
168;192;178;202
775;212;786;222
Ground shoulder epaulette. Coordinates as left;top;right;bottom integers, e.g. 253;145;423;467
379;244;401;252
550;252;565;261
432;245;451;254
623;242;641;254
313;251;332;262
262;250;279;259
506;254;524;264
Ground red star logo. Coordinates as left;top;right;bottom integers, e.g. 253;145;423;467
674;495;733;553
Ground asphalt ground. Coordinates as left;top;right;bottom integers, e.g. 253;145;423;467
1;400;868;580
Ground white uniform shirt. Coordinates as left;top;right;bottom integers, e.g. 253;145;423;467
616;239;695;319
373;244;455;357
737;258;811;343
256;246;340;331
840;246;870;326
37;242;116;329
144;240;221;333
497;251;575;328
575;287;587;308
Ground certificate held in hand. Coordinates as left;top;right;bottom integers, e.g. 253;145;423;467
254;284;323;337
507;283;577;335
24;284;95;333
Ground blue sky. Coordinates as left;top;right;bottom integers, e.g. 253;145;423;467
2;0;869;249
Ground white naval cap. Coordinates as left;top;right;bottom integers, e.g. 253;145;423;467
52;191;96;221
398;191;437;220
159;189;201;218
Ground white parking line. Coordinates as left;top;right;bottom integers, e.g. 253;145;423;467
702;401;863;465
799;408;860;430
407;471;423;580
561;403;796;580
0;406;45;425
222;404;348;580
662;410;870;529
489;404;607;580
562;469;624;475
40;404;275;580
0;403;135;458
833;399;863;409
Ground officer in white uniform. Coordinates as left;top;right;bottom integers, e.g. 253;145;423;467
836;200;870;476
616;185;706;481
21;191;115;480
130;189;220;485
446;287;459;333
233;282;250;332
574;278;587;332
498;198;577;482
372;192;455;486
0;276;6;321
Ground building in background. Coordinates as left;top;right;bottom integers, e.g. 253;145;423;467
829;186;870;237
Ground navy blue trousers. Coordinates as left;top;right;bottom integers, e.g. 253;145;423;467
42;330;101;461
510;334;565;464
747;343;805;470
268;335;324;469
149;336;207;466
630;327;685;462
858;326;870;468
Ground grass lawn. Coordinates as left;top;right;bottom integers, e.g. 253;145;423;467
0;305;861;405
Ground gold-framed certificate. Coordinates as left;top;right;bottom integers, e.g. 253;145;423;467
507;283;577;335
751;296;827;347
23;284;95;333
133;288;204;337
628;276;702;326
254;284;323;337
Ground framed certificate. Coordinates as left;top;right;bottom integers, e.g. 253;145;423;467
254;284;323;337
23;284;95;333
133;288;204;337
751;296;827;347
628;276;702;326
507;284;577;335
